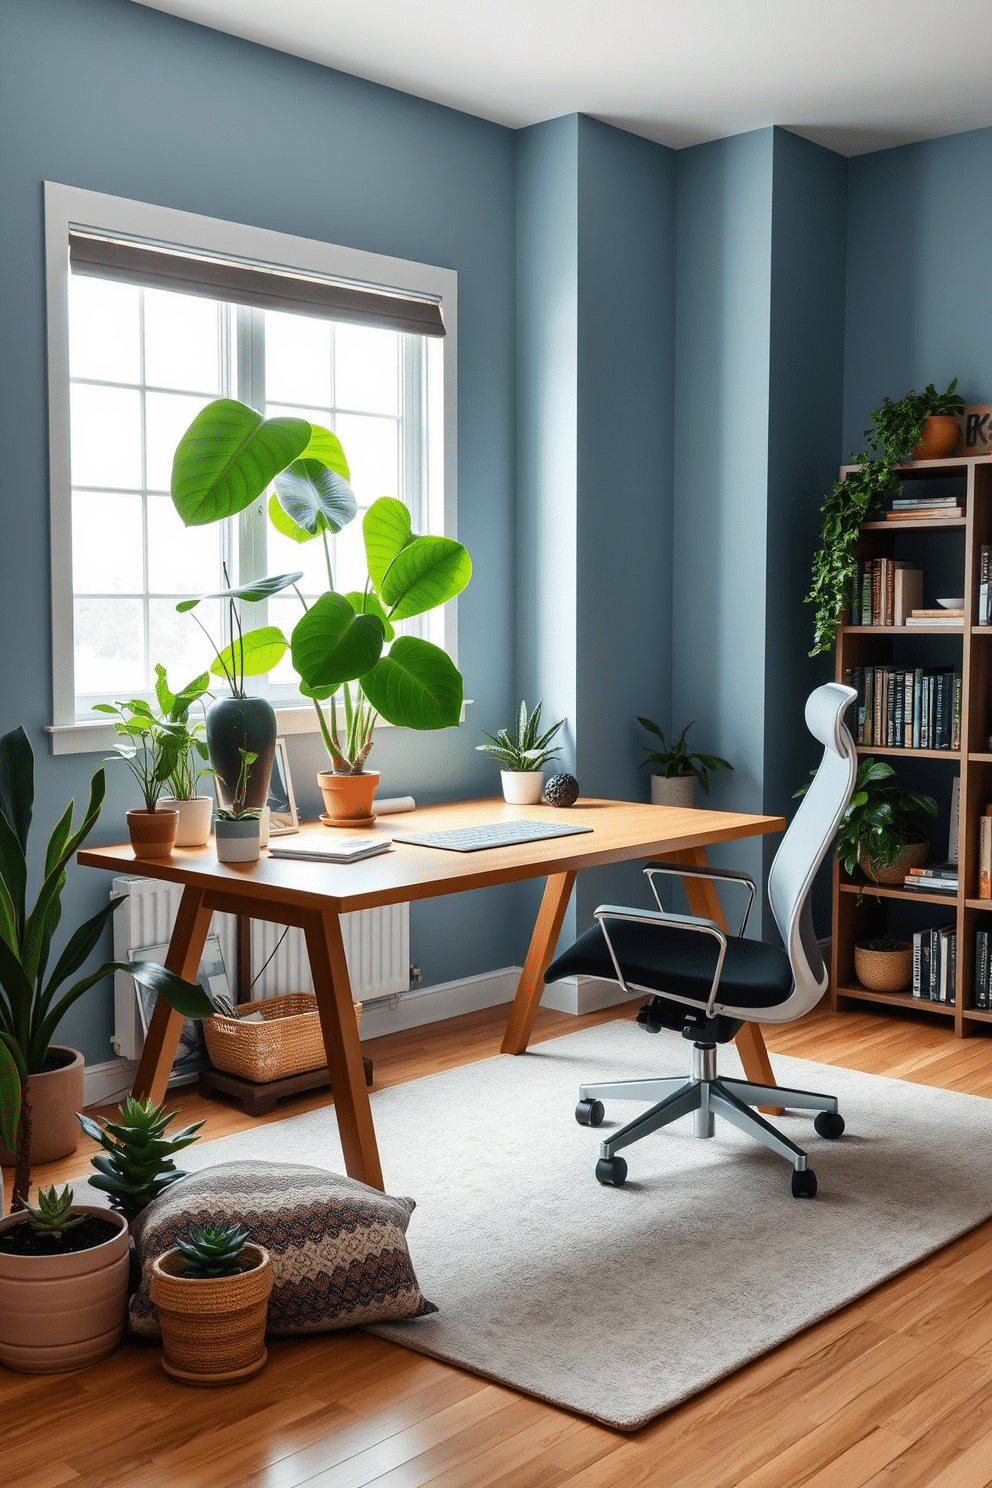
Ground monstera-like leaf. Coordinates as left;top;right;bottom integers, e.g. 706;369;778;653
171;400;311;527
291;592;385;690
361;636;463;730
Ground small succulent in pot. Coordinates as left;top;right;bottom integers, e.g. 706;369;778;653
477;700;565;772
177;1221;253;1278
77;1096;204;1224
20;1184;84;1242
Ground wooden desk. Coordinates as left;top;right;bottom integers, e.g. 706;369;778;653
78;796;784;1190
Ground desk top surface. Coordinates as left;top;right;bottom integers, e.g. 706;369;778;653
77;796;785;916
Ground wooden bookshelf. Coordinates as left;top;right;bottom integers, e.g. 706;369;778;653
830;453;992;1035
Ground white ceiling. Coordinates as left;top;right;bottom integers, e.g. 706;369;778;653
132;0;992;157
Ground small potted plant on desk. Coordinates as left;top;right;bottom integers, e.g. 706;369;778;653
637;718;733;807
97;695;188;856
477;700;565;805
214;745;263;863
154;666;216;847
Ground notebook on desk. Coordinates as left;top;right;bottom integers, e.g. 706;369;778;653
389;819;593;853
267;836;392;864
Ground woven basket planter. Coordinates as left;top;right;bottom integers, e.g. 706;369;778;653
150;1243;272;1385
854;942;914;993
858;838;928;886
202;992;362;1083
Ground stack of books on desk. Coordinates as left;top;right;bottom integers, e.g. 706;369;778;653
903;863;958;894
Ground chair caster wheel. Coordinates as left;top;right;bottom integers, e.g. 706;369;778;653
596;1156;627;1187
576;1099;605;1127
814;1111;845;1140
791;1168;817;1199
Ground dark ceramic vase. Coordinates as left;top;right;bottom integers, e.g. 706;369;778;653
205;696;277;810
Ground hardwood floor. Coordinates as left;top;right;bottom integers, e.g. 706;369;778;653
3;1001;992;1488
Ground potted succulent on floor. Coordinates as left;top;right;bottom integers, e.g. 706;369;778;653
854;934;914;993
150;1220;273;1385
77;1095;205;1224
0;1182;130;1372
477;700;566;804
834;757;938;887
637;718;733;807
0;726;214;1210
153;667;216;848
96;694;188;856
170;401;473;826
806;378;964;656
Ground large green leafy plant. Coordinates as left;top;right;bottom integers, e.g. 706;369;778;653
0;726;213;1208
170;400;472;773
800;756;938;879
806;379;964;656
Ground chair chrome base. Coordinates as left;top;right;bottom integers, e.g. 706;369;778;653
578;1042;842;1193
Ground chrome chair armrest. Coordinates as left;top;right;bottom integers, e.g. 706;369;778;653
643;862;757;938
595;903;728;1018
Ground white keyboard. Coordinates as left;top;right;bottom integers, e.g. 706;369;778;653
390;819;593;853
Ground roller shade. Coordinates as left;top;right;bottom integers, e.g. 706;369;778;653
68;229;446;337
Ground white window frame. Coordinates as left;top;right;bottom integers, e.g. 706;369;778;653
43;181;458;755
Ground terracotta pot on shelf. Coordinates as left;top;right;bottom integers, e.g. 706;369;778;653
854;942;914;993
126;807;179;858
150;1243;272;1385
0;1046;84;1167
0;1207;129;1373
912;416;961;461
317;769;380;826
858;838;928;885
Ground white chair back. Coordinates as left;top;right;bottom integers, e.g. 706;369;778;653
757;683;857;1024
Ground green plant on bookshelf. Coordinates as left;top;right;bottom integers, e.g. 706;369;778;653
806;379;963;656
834;758;938;880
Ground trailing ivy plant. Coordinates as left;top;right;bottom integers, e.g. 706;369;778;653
806;379;964;656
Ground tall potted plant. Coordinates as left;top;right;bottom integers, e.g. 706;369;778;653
0;726;214;1209
806;379;965;656
170;400;473;824
95;694;188;855
153;667;216;847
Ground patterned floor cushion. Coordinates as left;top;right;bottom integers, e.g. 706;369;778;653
128;1159;437;1335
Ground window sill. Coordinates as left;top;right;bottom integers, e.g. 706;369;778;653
46;700;473;756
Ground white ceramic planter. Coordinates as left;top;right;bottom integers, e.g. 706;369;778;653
501;770;544;805
159;796;213;848
214;815;262;863
650;774;695;808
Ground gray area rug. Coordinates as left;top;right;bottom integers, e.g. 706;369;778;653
175;1020;992;1431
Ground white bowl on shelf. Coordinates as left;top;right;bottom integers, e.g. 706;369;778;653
936;597;964;608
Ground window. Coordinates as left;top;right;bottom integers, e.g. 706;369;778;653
45;183;457;752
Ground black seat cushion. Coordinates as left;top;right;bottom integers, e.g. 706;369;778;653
545;919;794;1011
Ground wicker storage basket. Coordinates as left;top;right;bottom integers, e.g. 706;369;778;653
203;993;362;1083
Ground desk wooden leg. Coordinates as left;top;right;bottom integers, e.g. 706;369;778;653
303;906;384;1191
131;887;212;1106
501;871;577;1055
666;847;783;1116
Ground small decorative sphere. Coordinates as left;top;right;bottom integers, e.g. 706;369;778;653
543;773;580;808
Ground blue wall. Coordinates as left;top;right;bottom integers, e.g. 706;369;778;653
6;0;992;1064
1;0;519;1060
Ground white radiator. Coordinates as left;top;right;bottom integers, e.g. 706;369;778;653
111;875;409;1061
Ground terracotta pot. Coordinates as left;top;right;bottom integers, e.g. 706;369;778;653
150;1243;273;1385
317;769;380;825
0;1207;129;1373
859;838;928;885
159;795;213;847
650;774;695;808
0;1046;84;1168
126;807;179;858
500;770;544;805
912;415;961;461
854;942;913;993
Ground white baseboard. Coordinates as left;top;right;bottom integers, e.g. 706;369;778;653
82;965;631;1106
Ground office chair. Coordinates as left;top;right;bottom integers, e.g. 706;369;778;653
544;682;858;1198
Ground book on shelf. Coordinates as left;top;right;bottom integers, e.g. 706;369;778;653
980;545;992;626
949;775;961;863
267;836;393;863
857;559;919;625
894;567;923;625
884;507;963;521
939;924;957;1004
906;862;959;880
843;665;959;750
979;808;992;899
976;929;990;1010
913;923;956;1003
902;875;958;894
891;496;961;509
